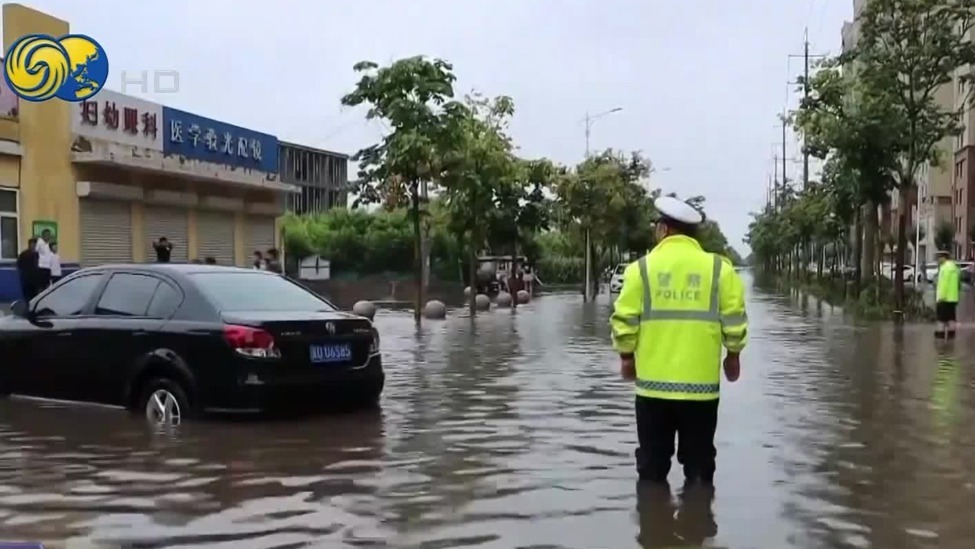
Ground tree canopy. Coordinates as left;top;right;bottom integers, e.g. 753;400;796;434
746;0;975;318
289;55;740;320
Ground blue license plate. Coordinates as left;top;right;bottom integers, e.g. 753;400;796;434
309;343;352;364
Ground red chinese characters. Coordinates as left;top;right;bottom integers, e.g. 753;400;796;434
142;112;158;140
123;107;139;134
80;100;98;125
102;101;119;130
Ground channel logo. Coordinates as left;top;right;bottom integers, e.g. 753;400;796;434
3;33;109;103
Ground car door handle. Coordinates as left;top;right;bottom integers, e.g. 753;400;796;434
133;331;148;337
57;332;73;337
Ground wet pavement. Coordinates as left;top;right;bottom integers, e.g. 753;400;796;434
2;274;975;548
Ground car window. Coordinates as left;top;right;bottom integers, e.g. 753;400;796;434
192;272;334;312
34;274;105;317
146;281;182;318
615;264;627;275
95;274;161;317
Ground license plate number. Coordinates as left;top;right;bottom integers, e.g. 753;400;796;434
309;343;352;364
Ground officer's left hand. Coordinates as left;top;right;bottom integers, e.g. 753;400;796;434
620;356;636;381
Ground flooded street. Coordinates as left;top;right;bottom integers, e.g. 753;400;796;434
3;275;975;548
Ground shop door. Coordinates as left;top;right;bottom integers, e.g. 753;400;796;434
145;206;189;263
197;210;236;266
246;216;277;258
80;199;133;266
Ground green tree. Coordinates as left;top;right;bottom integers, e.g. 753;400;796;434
793;57;903;287
438;92;519;315
851;0;975;313
935;221;954;252
341;56;457;323
555;149;652;297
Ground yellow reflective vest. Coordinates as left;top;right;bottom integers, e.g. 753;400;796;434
610;235;748;401
936;260;960;303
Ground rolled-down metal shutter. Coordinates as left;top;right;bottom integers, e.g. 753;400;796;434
245;216;276;257
196;210;236;266
145;206;188;262
80;199;132;267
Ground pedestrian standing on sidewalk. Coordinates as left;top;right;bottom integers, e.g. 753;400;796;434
265;248;283;274
16;237;39;301
34;229;54;290
49;242;62;285
934;250;961;340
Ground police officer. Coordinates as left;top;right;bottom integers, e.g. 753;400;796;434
610;196;748;486
934;250;960;339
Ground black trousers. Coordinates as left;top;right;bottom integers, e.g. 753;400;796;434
635;396;719;484
36;268;51;292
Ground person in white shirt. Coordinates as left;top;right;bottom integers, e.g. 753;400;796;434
34;229;54;290
49;242;62;284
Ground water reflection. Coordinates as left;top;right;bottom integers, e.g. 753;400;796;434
635;483;717;548
2;285;975;547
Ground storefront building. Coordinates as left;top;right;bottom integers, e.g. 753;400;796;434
0;4;301;301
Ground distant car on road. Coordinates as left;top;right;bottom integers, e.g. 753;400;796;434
609;262;628;294
0;264;383;425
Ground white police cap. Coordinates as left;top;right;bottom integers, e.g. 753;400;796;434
654;196;704;226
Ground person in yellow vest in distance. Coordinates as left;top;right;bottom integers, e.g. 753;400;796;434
934;250;961;340
610;196;748;486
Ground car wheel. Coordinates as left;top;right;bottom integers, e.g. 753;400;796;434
136;378;193;426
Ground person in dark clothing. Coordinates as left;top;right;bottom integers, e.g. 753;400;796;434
16;238;39;301
153;237;173;263
265;248;283;274
204;256;217;265
252;250;265;270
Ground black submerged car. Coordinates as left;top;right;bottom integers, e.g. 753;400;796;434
0;264;383;424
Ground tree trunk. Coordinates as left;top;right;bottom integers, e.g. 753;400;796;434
893;186;910;319
511;244;519;309
853;208;863;290
862;203;878;286
411;184;422;324
468;241;477;317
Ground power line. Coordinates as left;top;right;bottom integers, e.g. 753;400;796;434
788;27;827;191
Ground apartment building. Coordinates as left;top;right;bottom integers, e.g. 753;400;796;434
952;26;975;259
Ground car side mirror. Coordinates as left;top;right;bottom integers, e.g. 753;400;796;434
10;300;29;318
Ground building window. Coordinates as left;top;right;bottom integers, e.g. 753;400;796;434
0;187;18;260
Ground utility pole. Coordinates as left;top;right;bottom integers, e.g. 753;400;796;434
773;154;779;209
581;107;623;303
789;28;826;190
781;113;788;202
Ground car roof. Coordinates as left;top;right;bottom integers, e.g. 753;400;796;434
75;264;275;276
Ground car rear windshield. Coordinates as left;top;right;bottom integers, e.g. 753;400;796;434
615;264;627;274
192;272;335;312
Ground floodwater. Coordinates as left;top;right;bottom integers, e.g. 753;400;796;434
3;275;975;548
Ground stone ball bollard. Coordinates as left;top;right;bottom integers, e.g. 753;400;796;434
495;291;513;308
423;299;447;320
463;286;472;297
475;294;491;311
516;290;530;304
352;300;377;320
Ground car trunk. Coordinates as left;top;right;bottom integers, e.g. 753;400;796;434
221;311;374;369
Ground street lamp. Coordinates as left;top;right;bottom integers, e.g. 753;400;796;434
582;106;623;302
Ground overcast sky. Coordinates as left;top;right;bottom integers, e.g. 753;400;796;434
8;0;851;253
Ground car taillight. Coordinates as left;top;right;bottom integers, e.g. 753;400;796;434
369;326;380;355
223;325;281;358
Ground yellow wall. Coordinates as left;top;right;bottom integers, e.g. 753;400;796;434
3;5;79;262
0;154;19;187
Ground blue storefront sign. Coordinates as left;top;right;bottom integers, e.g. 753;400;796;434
162;107;278;173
